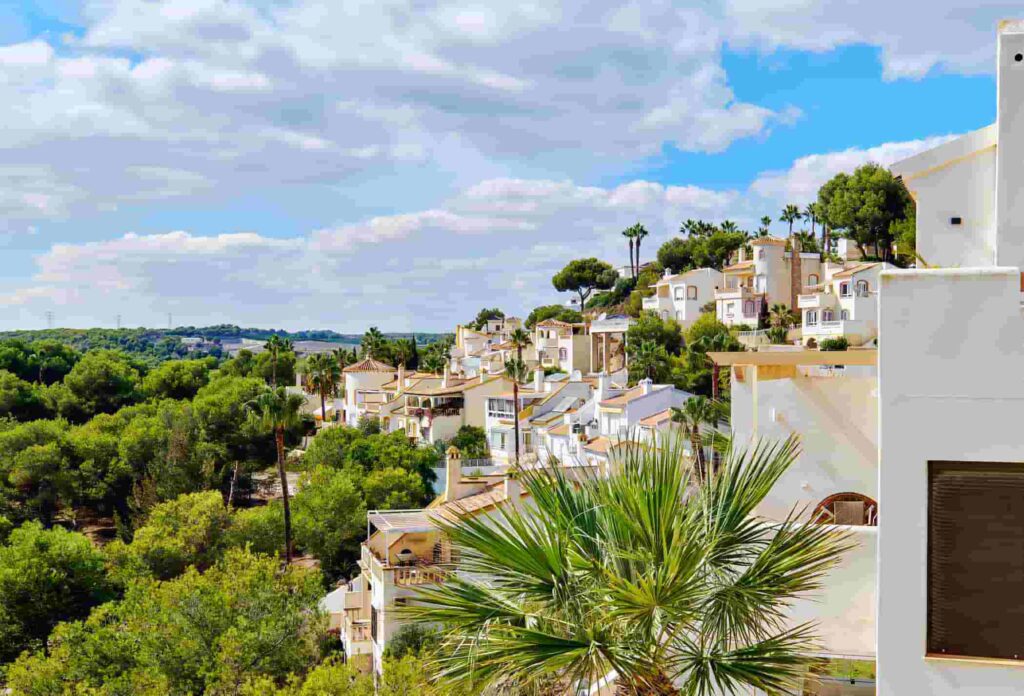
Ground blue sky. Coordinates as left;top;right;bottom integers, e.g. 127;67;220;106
0;1;1008;331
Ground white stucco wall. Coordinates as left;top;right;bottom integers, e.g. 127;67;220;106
877;267;1024;695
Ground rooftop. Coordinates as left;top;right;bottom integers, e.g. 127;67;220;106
343;357;395;373
708;349;878;367
599;383;669;408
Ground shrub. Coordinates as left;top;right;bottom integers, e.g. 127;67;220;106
819;337;849;352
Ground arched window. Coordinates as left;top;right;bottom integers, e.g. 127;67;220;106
812;492;878;526
758;249;766;259
841;309;850;321
856;279;870;296
807;273;819;286
822;309;834;322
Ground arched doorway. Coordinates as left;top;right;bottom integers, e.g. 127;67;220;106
812;492;878;526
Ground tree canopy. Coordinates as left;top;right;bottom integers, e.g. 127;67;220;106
551;258;617;308
817;163;912;262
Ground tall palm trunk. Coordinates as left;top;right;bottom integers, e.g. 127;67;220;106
319;389;327;424
690;426;705;483
823;223;830;259
635;237;642;276
228;460;241;507
513;381;521;465
628;238;635;279
275;427;292;563
271;351;278;387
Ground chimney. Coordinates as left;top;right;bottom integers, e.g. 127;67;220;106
790;235;802;310
503;472;522;509
663;267;672;279
533;367;544;393
640;378;653;395
597;372;611;402
442;363;450;388
444;446;462;503
396;363;406;393
737;245;747;263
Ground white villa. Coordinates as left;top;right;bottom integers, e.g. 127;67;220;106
642;267;722;328
798;261;891;347
533;318;591;374
874;20;1024;696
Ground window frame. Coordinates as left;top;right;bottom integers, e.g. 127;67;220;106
839;281;852;297
686;285;698;300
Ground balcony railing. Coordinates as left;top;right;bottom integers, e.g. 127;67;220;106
797;293;823;309
394;564;451;586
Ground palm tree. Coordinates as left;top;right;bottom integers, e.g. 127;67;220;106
629;340;669;383
245;387;305;563
769;303;793;329
779;204;802;239
671;396;727;481
392;338;417;368
621;225;637;279
407;434;852;695
504;357;530;465
508;328;532;363
691;332;735;400
632;223;649;276
719;219;739;235
362;327;386;360
306;353;341;424
758;215;772;236
264;334;293;387
803;203;818;240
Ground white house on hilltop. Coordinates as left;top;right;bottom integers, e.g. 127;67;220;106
642;267;722;328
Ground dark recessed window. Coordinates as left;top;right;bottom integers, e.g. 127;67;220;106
928;461;1024;660
950;217;962;225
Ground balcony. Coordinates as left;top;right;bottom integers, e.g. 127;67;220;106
715;286;760;301
641;296;662;311
798;293;823;309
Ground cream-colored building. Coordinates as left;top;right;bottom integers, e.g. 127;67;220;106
642;267;723;328
875;20;1024;696
342;357;397;427
798;261;891;347
534;319;590;374
716;236;823;328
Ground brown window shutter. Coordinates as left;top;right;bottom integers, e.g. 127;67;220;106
928;462;1024;660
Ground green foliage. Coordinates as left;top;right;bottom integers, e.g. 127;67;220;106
253;349;297;386
384;623;440;659
767;326;789;344
49;350;144;422
0;370;48;421
819;337;850;352
444;425;490;459
292;467;366;583
469;308;505;330
141;359;210;400
193;374;270;464
7;549;325;695
0;522;113;665
626;311;684;356
551;258;617;308
624;263;665;316
656;219;748;272
407;436;852;694
107;491;232;582
301;426;366;470
671;313;743;397
0;419;69;524
226;503;286;558
817;163;913;262
363;467;428;510
626;340;671;384
587;275;636;309
524;305;584;329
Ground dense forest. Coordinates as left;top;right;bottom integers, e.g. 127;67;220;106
0;335;453;693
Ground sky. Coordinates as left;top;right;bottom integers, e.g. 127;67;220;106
0;0;1008;332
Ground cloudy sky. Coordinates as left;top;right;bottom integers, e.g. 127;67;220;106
0;1;1007;331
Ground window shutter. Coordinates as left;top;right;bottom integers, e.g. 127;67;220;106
928;462;1024;660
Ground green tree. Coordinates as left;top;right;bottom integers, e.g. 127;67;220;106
0;522;113;664
504;358;530;465
193;374;269;465
7;549;324;695
446;425;490;459
552;258;617;309
0;370;48;421
141;359;210;400
408;436;851;695
670;396;727;481
254;349;297;387
106;490;233;582
292;466;366;583
305;353;341;423
657;222;746;272
779;203;802;238
627;340;670;384
633;222;649;272
621;224;638;278
626;311;683;356
817;163;912;262
29;339;80;384
246;387;306;563
673;313;742;397
227;503;286;558
391;338;419;369
508;328;532;362
469;308;505;331
51;349;142;421
301;425;365;470
263;335;293;387
361;327;388;360
362;466;428;510
758;215;772;236
525;305;584;329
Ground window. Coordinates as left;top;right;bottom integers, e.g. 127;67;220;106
743;300;756;317
822;309;834;322
807;273;819;286
661;310;669;320
839;281;852;297
928;462;1024;660
687;286;698;300
726;302;735;317
758;249;765;259
558;347;568;360
675;311;684;321
856;279;870;296
806;310;818;325
755;274;766;292
841;309;850;321
674;286;685;300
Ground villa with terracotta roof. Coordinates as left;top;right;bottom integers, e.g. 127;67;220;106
533;318;590;374
342;357;397;427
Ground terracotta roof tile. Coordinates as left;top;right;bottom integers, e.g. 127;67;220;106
343;357;395;373
831;262;880;279
639;409;673;427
